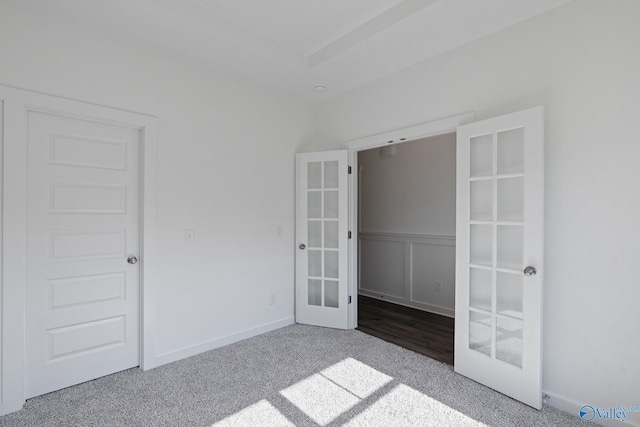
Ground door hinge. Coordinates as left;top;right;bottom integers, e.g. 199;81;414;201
348;231;352;239
348;166;352;174
349;295;352;304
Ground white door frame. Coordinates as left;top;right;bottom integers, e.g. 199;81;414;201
0;86;159;415
343;113;475;328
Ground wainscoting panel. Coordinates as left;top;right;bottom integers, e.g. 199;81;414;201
359;238;406;299
359;232;455;317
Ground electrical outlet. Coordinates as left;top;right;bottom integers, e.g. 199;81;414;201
435;281;443;292
269;293;277;305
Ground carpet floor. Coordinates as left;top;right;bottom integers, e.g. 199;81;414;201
0;324;586;426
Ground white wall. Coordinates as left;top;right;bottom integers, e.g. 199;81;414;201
358;134;456;315
311;0;640;423
359;134;456;235
0;2;310;370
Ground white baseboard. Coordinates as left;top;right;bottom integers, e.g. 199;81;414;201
150;316;295;368
359;291;455;318
543;390;640;427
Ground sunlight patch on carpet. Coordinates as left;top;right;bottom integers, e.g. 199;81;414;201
279;357;393;425
280;373;361;425
222;357;489;426
320;357;393;399
343;384;490;427
211;400;295;427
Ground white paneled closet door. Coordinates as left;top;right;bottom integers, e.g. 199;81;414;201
25;107;141;398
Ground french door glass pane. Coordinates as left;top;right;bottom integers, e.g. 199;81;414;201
308;221;321;248
308;250;322;277
324;191;339;219
308;162;322;189
497;226;523;270
324;280;339;308
470;180;493;221
308;279;322;306
496;317;523;368
497;272;523;318
324;251;338;279
497;128;524;174
469;311;492;357
324;221;339;249
470;224;492;266
324;161;339;189
469;268;492;312
308;192;322;219
497;177;524;221
470;134;493;177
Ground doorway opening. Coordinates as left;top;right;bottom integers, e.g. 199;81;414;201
353;132;456;365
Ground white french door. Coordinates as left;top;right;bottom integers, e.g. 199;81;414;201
25;106;141;398
295;150;350;329
454;107;544;408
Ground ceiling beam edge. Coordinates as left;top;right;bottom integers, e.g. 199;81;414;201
308;0;438;68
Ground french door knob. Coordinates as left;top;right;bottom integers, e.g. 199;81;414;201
523;266;536;276
299;244;306;250
127;256;138;265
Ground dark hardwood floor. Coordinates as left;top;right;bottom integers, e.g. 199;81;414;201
357;295;455;366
